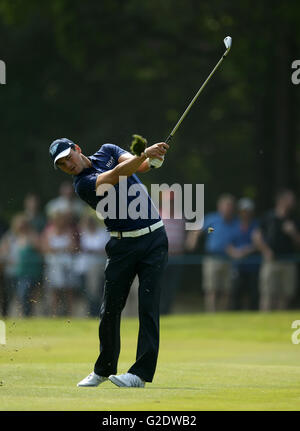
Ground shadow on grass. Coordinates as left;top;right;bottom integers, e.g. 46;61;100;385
100;387;203;391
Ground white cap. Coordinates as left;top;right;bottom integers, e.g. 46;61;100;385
238;197;255;211
54;147;72;168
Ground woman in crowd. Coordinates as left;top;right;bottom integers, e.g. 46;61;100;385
0;213;43;316
75;212;109;316
41;206;78;316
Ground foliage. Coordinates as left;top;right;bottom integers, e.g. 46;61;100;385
0;0;300;218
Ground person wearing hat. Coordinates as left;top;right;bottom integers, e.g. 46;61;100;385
226;197;260;310
49;137;169;388
186;193;239;312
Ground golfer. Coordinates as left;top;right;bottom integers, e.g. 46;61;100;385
49;138;169;388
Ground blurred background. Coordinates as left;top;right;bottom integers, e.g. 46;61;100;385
1;0;300;318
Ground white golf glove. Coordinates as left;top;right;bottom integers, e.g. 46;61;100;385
148;156;164;169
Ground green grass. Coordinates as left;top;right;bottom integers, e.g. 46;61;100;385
1;312;300;411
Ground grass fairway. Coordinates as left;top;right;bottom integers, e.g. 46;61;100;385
0;312;300;411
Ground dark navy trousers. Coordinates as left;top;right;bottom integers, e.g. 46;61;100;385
94;226;168;382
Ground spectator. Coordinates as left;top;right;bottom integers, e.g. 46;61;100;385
0;212;8;316
75;212;109;316
0;214;43;317
159;191;185;315
122;276;139;317
14;214;43;316
253;189;300;310
0;218;19;316
45;181;86;222
186;194;238;312
41;206;78;316
23;193;46;233
226;198;260;310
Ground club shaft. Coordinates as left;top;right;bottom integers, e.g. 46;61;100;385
165;52;227;144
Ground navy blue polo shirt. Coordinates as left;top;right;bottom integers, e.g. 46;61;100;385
73;144;161;232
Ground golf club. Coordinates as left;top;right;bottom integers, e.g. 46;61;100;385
149;36;232;168
165;36;232;144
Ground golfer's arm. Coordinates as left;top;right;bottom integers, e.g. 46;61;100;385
95;153;147;188
118;153;151;173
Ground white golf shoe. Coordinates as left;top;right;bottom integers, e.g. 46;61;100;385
77;372;108;387
108;372;145;388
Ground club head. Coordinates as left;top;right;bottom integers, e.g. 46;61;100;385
223;36;232;55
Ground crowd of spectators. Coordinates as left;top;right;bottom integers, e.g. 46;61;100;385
185;189;300;313
0;182;109;318
0;184;299;318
